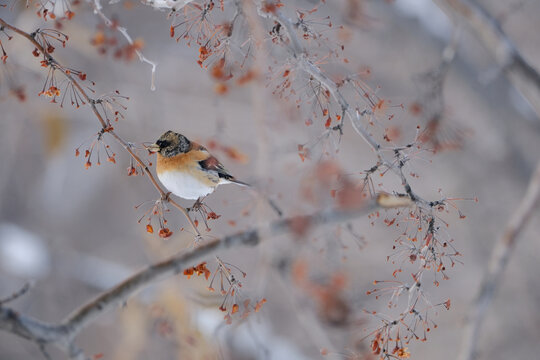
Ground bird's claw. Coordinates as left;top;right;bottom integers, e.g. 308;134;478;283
161;192;171;202
187;198;205;213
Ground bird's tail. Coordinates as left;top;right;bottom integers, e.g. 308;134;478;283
230;179;283;217
230;179;250;187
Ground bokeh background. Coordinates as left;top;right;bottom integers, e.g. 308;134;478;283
1;0;540;359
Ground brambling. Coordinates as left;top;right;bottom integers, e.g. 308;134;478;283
146;131;282;215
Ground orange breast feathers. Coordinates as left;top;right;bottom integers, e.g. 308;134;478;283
156;145;218;187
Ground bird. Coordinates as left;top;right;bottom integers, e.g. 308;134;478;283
146;130;282;215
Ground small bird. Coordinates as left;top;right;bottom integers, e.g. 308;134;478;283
146;131;282;215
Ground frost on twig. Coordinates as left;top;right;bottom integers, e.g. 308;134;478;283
144;0;194;10
92;0;158;90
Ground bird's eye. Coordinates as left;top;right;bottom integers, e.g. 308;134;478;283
157;140;169;148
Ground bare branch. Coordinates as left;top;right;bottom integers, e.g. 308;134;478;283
91;0;157;90
434;0;540;120
144;0;194;10
0;282;32;306
299;58;382;155
0;307;69;347
0;201;382;358
132;0;437;209
261;7;434;207
0;3;467;358
458;160;540;360
258;6;384;157
0;17;201;238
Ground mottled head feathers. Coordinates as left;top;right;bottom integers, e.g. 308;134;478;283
155;131;191;157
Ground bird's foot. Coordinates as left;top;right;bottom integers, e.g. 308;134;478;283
187;197;205;213
161;192;171;202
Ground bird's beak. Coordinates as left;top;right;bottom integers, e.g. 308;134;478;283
145;143;160;153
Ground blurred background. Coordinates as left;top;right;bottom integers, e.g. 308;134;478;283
1;0;540;359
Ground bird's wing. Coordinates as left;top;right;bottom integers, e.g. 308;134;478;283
194;142;250;186
198;154;234;180
192;144;233;181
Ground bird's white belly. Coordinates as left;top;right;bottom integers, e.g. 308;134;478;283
158;170;216;200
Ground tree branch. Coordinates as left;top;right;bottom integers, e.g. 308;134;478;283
458;160;540;360
91;0;157;90
256;7;384;157
255;6;433;207
0;200;384;356
0;201;382;358
0;283;32;306
434;0;540;120
0;17;201;238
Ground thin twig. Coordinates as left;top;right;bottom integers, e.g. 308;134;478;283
0;201;381;358
0;17;201;237
266;8;430;206
458;160;540;360
0;282;32;305
434;0;540;120
135;0;434;209
256;7;384;158
91;0;157;90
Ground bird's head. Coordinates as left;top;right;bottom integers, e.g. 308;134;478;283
146;131;191;157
